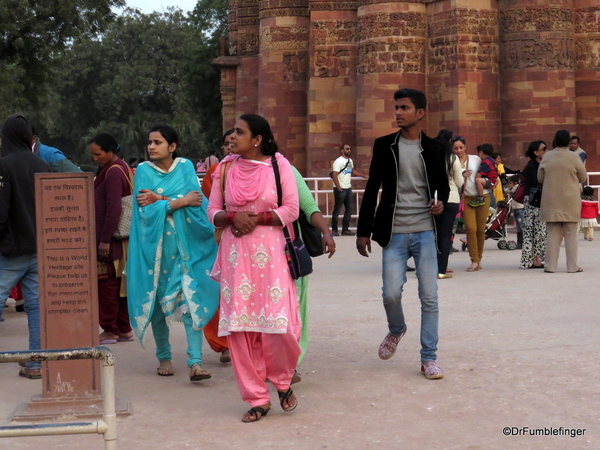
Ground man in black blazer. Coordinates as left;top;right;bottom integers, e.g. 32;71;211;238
356;88;449;380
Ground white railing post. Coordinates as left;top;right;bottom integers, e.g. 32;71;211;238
303;176;373;231
101;362;117;450
0;347;118;450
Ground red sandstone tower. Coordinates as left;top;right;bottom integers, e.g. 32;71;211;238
214;0;600;175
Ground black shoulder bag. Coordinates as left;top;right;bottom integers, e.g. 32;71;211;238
272;155;313;280
298;210;324;257
529;185;543;208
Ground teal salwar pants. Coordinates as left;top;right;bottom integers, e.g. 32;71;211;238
151;301;203;368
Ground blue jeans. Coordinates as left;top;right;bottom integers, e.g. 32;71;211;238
0;253;41;369
513;208;524;234
382;232;439;362
332;188;352;232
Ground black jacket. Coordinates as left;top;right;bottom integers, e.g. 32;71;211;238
0;114;51;256
357;130;450;248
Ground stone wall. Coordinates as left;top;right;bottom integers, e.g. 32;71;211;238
214;0;600;175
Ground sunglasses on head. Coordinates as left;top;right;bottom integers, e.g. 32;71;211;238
451;136;466;144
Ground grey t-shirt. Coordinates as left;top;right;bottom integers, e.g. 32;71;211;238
392;136;433;233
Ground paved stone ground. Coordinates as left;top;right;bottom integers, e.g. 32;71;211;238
1;231;599;449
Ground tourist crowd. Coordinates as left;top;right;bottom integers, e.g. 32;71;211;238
0;89;595;422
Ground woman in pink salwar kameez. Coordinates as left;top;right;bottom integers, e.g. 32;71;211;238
208;114;301;423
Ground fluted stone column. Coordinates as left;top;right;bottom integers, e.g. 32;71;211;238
427;0;501;152
213;1;241;131
574;0;600;171
307;0;357;176
257;0;310;172
355;0;427;164
234;0;261;119
499;0;576;163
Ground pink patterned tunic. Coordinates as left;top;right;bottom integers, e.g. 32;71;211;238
208;153;300;336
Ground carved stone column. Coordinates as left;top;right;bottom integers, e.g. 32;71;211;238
427;0;501;151
306;1;357;176
499;0;576;165
258;0;310;172
234;0;261;120
574;0;600;171
355;0;427;166
213;55;240;132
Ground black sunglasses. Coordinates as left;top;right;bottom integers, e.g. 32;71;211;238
451;136;466;144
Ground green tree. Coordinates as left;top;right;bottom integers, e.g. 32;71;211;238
182;0;229;155
0;0;124;117
48;5;228;163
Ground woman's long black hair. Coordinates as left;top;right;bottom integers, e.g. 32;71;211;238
435;130;455;177
89;132;120;154
526;140;546;160
239;114;279;156
149;123;179;159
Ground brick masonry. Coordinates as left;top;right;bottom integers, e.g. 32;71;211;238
214;0;600;174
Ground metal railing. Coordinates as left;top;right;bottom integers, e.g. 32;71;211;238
304;177;370;229
587;172;600;190
304;172;600;221
0;347;117;450
202;171;600;227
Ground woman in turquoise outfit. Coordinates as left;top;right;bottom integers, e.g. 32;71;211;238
127;123;219;381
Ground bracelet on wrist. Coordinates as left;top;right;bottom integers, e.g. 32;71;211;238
323;233;332;237
257;211;274;226
226;212;236;225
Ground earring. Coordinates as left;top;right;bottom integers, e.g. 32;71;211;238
254;144;258;147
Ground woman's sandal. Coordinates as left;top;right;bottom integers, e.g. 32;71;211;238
291;370;302;385
157;361;174;377
466;264;481;272
278;388;298;412
189;363;211;381
241;404;271;423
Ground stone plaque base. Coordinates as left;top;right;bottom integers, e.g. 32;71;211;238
12;394;132;421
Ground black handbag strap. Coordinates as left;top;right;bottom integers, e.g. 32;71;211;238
339;159;350;174
271;155;299;242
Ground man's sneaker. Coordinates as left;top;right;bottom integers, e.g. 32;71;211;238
421;360;444;380
342;230;355;236
332;230;340;237
468;196;485;207
378;328;407;360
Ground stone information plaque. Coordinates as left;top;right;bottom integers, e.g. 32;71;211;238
37;173;100;396
15;173;101;419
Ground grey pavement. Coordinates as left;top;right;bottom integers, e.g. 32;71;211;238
1;231;599;449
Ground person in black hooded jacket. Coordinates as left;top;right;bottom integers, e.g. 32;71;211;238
0;113;51;379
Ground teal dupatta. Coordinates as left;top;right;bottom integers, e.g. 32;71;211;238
127;158;219;345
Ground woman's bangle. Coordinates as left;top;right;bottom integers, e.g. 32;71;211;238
323;233;332;237
226;212;236;225
257;211;274;225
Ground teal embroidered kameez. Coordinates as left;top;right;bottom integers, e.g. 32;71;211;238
127;158;219;367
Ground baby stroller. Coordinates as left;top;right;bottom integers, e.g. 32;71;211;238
461;197;518;251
